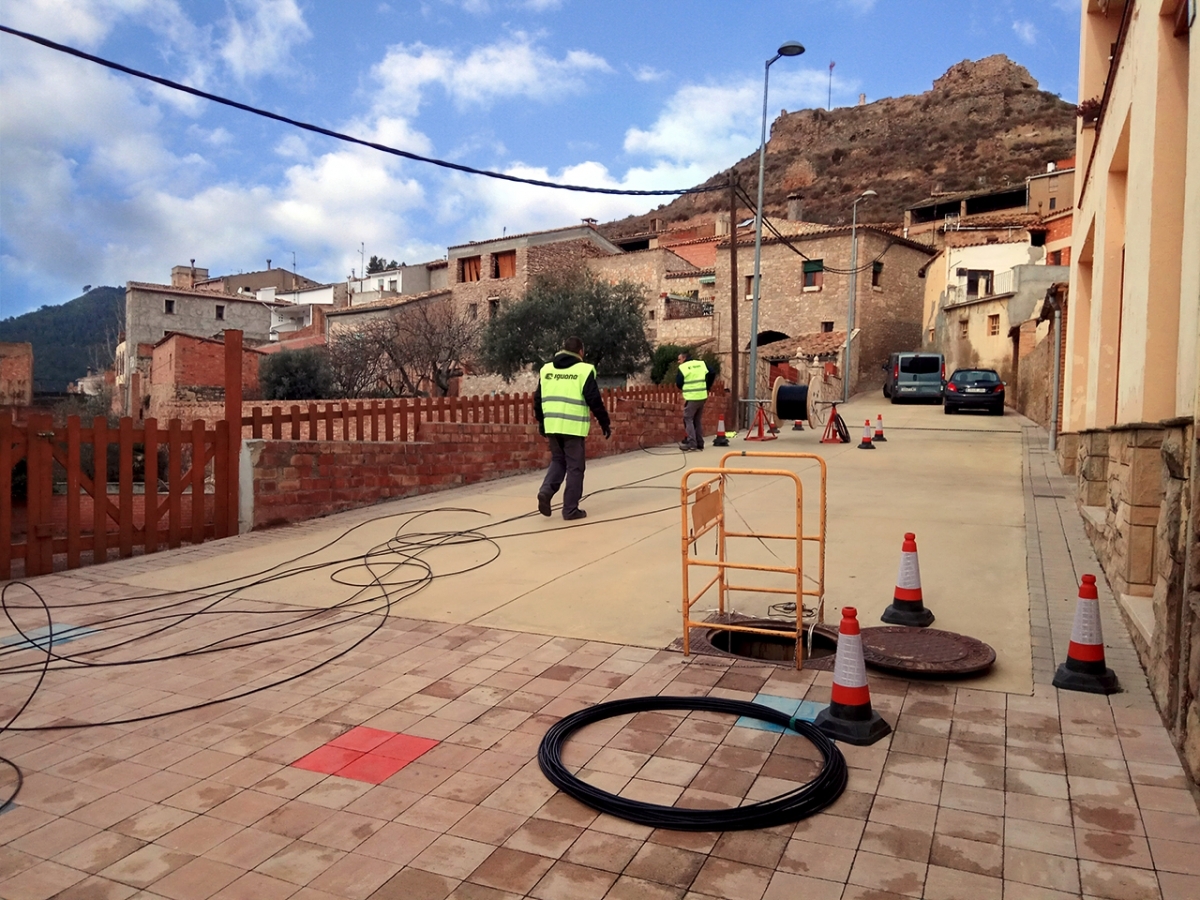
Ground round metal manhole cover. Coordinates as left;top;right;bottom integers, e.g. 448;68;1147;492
859;626;996;676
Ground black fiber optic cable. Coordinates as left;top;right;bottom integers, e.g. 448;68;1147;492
0;25;723;199
538;695;847;829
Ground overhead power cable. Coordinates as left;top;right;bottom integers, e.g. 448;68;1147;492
0;24;722;198
733;182;896;275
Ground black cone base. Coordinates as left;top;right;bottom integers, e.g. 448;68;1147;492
713;435;729;447
814;707;892;746
875;435;887;441
1053;662;1120;694
793;422;804;431
881;603;935;627
857;442;875;450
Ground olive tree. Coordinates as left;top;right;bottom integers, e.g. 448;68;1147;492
479;267;652;380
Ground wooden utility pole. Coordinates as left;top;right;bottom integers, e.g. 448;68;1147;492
728;172;741;429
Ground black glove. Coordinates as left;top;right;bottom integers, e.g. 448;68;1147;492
538;424;546;437
603;426;612;440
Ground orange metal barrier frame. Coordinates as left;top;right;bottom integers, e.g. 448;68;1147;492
680;451;827;670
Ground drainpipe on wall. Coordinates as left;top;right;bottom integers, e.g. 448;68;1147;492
1046;285;1063;454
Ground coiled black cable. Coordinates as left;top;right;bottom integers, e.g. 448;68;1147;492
538;695;847;830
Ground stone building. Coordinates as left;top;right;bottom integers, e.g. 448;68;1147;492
446;223;622;323
713;223;935;396
922;236;1068;384
119;281;278;414
147;333;264;419
1060;0;1199;782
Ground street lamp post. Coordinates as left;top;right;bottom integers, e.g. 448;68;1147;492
843;189;877;403
746;40;805;415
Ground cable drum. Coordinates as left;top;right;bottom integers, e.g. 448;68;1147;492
537;695;847;830
771;379;810;423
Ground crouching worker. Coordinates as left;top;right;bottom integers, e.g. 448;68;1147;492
534;336;612;521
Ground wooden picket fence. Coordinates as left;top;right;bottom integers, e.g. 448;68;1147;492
239;384;681;441
2;411;234;579
3;381;684;578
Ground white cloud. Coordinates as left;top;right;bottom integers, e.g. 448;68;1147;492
220;0;311;81
632;65;666;83
623;69;833;172
518;0;563;9
1012;19;1038;45
372;33;611;115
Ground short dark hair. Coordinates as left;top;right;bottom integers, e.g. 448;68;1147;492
678;350;691;361
563;336;585;355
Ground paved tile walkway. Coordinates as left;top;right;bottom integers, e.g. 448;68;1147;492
0;416;1197;900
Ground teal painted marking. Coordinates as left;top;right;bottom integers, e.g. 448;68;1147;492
0;624;96;651
735;693;827;733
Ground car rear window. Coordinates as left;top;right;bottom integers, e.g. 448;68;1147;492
951;370;999;383
900;356;941;375
898;356;942;382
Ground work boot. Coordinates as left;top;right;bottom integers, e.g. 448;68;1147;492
563;509;587;521
678;442;696;451
537;493;552;517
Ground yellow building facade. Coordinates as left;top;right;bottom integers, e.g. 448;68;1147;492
1063;0;1199;781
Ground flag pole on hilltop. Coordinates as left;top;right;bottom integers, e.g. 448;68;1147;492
828;61;835;110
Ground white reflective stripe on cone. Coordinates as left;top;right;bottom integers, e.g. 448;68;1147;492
1070;598;1104;646
833;634;868;688
897;552;921;590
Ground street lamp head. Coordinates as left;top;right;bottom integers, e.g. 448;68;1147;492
860;189;878;199
777;41;806;57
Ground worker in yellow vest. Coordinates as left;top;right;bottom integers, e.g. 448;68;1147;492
676;351;715;451
533;337;612;520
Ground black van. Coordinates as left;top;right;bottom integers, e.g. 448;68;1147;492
883;352;945;403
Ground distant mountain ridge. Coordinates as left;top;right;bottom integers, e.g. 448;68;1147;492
603;55;1077;236
0;287;124;392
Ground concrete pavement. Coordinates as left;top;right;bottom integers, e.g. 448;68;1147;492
1;395;1196;900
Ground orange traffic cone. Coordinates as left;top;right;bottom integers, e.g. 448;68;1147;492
882;532;935;626
874;414;887;442
814;607;892;745
1053;575;1120;694
713;413;729;447
857;419;875;449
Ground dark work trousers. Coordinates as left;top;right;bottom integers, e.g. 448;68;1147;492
540;434;586;517
683;399;706;448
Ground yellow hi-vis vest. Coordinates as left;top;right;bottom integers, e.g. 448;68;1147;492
539;359;596;436
679;359;709;401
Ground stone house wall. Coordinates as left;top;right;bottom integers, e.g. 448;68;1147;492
712;230;931;393
1070;418;1200;785
450;239;614;322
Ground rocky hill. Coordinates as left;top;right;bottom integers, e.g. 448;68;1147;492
604;55;1077;236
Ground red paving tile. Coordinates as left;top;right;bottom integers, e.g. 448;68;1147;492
375;733;441;763
291;730;441;785
291;745;364;776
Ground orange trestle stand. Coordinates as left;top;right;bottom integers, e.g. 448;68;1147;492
1052;574;1120;694
814;607;892;745
857;419;875;449
881;532;935;627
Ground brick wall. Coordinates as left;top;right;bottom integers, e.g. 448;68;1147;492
247;392;731;528
0;343;33;406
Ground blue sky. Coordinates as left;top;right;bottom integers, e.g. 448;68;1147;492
0;0;1081;318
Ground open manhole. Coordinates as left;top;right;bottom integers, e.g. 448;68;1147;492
707;622;838;664
674;614;995;678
